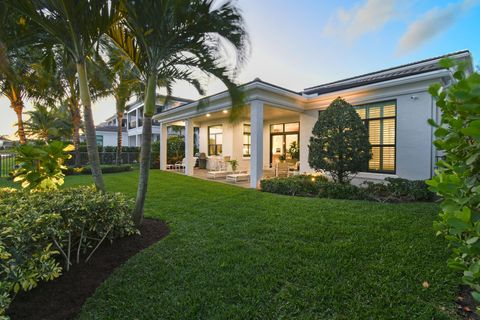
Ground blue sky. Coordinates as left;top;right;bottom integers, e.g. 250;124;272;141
1;0;479;138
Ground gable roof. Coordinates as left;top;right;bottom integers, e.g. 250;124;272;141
303;50;472;96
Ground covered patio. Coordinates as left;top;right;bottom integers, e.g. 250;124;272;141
154;80;310;188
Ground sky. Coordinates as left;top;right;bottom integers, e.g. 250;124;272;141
1;0;479;139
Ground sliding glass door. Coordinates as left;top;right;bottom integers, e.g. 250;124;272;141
270;122;299;165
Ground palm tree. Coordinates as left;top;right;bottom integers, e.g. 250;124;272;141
24;103;72;143
109;0;249;225
0;4;45;144
96;41;143;165
10;0;122;192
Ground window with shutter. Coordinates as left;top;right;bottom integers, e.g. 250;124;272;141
355;101;396;173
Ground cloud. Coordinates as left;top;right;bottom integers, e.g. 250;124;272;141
323;0;397;41
397;0;480;54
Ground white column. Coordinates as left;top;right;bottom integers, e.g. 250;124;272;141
184;119;194;176
250;100;264;188
299;110;317;173
159;123;168;170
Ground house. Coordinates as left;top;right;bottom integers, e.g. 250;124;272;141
94;95;193;147
153;50;473;188
0;136;14;149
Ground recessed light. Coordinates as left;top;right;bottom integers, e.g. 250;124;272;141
206;113;211;117
222;110;228;114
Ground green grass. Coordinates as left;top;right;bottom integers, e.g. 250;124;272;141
0;172;459;319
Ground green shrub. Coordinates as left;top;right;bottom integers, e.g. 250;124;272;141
261;176;434;203
362;178;434;202
260;175;328;196
64;164;132;176
12;141;73;191
317;182;366;200
426;59;480;300
0;186;137;316
308;97;371;183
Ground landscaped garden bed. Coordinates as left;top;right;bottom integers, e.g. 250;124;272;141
7;218;169;320
260;175;435;202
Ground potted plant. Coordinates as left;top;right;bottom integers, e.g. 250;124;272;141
279;154;286;162
229;159;238;172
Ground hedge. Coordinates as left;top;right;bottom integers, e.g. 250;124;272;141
260;176;434;203
64;165;133;176
0;187;137;316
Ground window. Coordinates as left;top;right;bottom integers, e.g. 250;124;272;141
270;122;300;134
270;122;300;164
355;101;396;173
243;124;251;157
208;125;223;155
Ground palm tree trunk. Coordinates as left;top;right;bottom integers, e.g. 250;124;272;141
72;111;81;167
76;62;105;192
132;74;156;226
115;106;125;166
68;98;82;167
12;100;26;144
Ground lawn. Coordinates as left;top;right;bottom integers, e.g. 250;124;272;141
0;171;459;319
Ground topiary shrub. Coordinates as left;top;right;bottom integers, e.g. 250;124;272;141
0;186;137;316
308;97;371;184
426;59;480;301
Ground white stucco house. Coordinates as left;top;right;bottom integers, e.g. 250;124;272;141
152;50;473;188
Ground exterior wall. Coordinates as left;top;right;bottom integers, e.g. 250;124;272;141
300;80;439;180
196;114;300;171
95;131;128;147
395;91;435;180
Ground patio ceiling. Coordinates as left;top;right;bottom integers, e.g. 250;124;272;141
188;104;300;126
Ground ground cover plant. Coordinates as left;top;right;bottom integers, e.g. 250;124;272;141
0;171;460;319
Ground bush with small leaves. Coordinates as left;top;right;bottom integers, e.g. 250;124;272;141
426;58;480;301
260;175;329;196
0;186;137;316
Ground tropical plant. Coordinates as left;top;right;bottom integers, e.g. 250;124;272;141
12;141;73;191
108;0;249;225
288;141;299;161
228;159;238;172
98;39;143;165
308;97;371;184
10;0;123;192
167;136;185;164
0;186;137;315
24;104;72;142
426;59;480;301
0;3;48;144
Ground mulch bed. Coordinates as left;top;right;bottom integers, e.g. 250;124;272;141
7;218;169;320
457;285;479;320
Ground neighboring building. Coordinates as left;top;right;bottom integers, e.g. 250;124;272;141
94;95;193;147
152;50;473;188
0;137;14;149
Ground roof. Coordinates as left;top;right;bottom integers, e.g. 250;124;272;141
95;126;126;133
303;50;472;95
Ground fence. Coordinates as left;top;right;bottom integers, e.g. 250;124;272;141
0;154;16;178
66;152;140;166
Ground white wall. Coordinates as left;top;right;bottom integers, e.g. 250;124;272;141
96;131;129;147
395;92;434;180
299;82;438;180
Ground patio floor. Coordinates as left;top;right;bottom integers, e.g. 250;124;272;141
167;168;252;188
